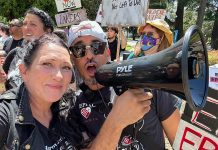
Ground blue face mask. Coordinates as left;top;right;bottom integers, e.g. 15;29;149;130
141;44;154;51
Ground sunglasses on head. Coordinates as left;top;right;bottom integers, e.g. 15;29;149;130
70;41;107;58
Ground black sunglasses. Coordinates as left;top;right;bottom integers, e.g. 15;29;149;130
70;42;107;58
9;24;21;28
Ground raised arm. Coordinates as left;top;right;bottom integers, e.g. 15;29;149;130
120;30;127;50
88;89;152;150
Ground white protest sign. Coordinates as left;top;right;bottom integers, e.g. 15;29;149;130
95;4;103;23
173;96;218;150
147;9;166;21
209;64;218;90
55;9;87;27
102;0;149;26
173;120;218;149
55;0;82;12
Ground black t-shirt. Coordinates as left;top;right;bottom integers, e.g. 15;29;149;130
70;84;112;139
108;38;125;61
4;38;23;54
71;84;178;150
35;119;76;150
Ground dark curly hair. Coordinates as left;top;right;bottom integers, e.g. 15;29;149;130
23;33;69;68
24;7;54;33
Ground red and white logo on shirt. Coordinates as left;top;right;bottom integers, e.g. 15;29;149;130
81;107;91;119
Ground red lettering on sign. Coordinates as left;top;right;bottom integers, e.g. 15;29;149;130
180;127;218;149
199;137;218;150
180;127;202;149
210;77;218;83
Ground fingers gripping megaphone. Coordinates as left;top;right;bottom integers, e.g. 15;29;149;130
95;25;209;111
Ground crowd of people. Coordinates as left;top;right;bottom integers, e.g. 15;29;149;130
0;7;181;150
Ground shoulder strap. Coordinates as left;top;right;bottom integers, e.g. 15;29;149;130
4;38;13;53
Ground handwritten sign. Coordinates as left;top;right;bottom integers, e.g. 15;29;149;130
147;9;166;21
55;9;87;27
102;0;149;26
55;0;82;12
173;95;218;149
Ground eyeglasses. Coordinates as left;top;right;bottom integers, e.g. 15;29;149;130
70;42;107;58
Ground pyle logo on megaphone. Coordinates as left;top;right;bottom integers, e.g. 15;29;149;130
116;65;133;73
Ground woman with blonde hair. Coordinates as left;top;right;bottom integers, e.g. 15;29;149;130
127;19;173;59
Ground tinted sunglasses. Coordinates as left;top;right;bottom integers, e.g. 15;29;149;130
9;24;21;28
70;42;107;58
141;34;159;47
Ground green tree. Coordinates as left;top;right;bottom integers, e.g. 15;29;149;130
208;0;218;49
196;0;207;29
211;8;218;49
0;0;57;22
33;0;57;20
174;0;193;40
0;0;33;21
81;0;101;20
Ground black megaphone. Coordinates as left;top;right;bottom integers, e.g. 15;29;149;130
95;25;209;111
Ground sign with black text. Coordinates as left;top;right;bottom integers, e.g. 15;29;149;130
55;9;87;27
55;0;82;12
102;0;149;26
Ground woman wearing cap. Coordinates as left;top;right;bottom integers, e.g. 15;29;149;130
3;7;54;89
127;19;173;59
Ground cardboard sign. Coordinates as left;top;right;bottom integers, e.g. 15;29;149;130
209;64;218;90
102;0;149;26
55;0;82;12
173;96;218;150
147;9;166;21
55;9;87;27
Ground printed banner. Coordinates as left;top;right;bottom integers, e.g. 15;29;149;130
55;9;87;27
102;0;149;26
55;0;82;12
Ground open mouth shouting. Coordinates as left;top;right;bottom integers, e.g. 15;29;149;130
85;62;97;77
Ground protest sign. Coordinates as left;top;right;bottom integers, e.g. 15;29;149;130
55;9;87;27
95;3;103;23
173;70;218;150
147;9;166;21
209;64;218;90
55;0;82;12
102;0;149;26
